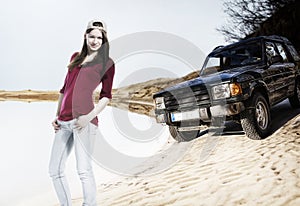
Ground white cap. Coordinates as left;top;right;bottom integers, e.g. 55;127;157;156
86;19;107;32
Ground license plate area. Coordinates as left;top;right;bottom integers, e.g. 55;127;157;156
171;109;200;122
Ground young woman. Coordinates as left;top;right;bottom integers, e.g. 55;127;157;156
49;19;115;206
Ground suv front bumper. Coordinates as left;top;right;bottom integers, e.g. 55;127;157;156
155;102;245;124
210;102;245;117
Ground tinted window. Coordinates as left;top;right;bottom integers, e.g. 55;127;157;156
265;42;279;60
201;41;262;75
275;43;288;62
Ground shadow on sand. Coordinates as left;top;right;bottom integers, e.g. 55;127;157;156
196;99;300;138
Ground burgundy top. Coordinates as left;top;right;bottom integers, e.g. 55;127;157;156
58;52;115;126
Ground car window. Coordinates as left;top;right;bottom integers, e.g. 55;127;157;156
265;41;284;64
265;42;278;59
275;43;288;62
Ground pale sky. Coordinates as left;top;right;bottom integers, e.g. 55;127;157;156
0;0;227;90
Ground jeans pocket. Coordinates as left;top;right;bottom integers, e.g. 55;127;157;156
89;123;98;135
56;119;62;124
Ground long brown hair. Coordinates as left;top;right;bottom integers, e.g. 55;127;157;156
68;28;110;71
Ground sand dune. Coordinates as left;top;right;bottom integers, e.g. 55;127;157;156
75;77;298;205
70;112;300;206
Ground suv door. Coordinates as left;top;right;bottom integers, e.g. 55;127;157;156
275;42;296;97
264;41;291;104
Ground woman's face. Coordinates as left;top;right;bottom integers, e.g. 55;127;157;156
85;29;103;53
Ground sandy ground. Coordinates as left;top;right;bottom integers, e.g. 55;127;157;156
68;98;299;206
68;111;300;206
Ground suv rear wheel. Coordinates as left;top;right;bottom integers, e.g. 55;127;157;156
289;80;300;108
240;93;271;140
169;126;200;142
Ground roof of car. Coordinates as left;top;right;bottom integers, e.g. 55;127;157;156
209;35;291;56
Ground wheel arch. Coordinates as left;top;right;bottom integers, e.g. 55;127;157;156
247;80;270;107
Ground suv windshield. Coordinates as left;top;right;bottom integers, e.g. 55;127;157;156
201;41;262;75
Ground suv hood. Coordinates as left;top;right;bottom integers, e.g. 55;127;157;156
154;64;262;97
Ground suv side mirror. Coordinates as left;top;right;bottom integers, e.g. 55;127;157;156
269;55;283;64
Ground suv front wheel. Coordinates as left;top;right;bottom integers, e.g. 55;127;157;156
240;93;271;140
169;126;200;142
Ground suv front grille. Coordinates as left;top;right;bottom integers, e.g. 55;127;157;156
163;85;210;111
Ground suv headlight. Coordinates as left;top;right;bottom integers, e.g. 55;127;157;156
211;83;242;100
154;97;165;109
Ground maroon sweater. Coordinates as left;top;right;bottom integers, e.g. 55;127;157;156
58;53;115;126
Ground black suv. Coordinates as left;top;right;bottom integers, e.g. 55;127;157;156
153;36;300;141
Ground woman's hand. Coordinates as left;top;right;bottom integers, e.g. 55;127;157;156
75;115;90;130
74;98;109;131
52;118;60;132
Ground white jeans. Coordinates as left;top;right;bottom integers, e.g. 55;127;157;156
49;119;97;206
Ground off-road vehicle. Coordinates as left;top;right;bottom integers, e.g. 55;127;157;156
153;36;300;141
